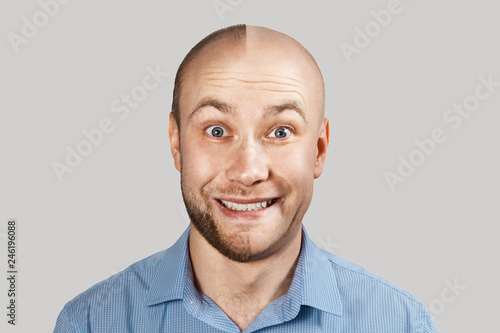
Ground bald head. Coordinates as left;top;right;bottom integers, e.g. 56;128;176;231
171;24;325;128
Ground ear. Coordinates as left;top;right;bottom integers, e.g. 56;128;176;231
314;117;330;179
169;112;181;172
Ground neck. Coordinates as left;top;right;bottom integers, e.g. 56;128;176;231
188;225;303;330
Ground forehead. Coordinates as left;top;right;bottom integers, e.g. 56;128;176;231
180;32;323;123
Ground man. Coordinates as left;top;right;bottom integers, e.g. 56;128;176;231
54;24;439;332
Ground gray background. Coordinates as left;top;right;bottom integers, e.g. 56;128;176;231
1;0;498;332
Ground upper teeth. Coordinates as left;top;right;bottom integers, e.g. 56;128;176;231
220;199;274;211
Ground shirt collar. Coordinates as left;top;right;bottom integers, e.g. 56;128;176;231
299;225;343;316
145;224;342;317
144;226;190;305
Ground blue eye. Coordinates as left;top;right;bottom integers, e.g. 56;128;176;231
270;127;291;138
206;125;228;138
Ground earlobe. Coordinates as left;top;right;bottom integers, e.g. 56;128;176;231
168;112;182;172
314;118;330;179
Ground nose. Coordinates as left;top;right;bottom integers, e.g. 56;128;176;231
226;139;269;187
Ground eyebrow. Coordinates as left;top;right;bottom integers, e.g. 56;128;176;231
265;101;307;124
188;97;307;124
189;97;235;121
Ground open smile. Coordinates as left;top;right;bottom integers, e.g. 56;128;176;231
216;198;279;212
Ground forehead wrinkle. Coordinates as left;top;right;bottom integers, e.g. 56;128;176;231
205;78;306;96
201;84;308;112
204;72;306;88
215;78;300;87
205;71;305;85
202;76;308;107
205;81;306;95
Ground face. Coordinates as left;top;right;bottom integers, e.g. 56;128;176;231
169;29;329;262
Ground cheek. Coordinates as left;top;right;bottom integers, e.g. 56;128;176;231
281;135;317;169
271;144;316;186
180;135;226;184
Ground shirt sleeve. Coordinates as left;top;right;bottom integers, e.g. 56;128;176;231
53;303;80;333
420;310;440;333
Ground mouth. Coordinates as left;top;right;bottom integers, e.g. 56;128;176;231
216;198;279;212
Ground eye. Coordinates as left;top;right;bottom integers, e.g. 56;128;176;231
269;127;291;139
206;125;228;138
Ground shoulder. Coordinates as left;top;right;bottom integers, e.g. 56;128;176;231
54;249;168;332
74;248;166;305
328;252;422;304
321;250;438;331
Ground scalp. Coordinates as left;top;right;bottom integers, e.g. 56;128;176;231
172;25;325;128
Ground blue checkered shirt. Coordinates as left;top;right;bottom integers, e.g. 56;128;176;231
54;224;439;332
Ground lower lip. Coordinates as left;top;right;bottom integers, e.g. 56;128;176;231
215;199;280;220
